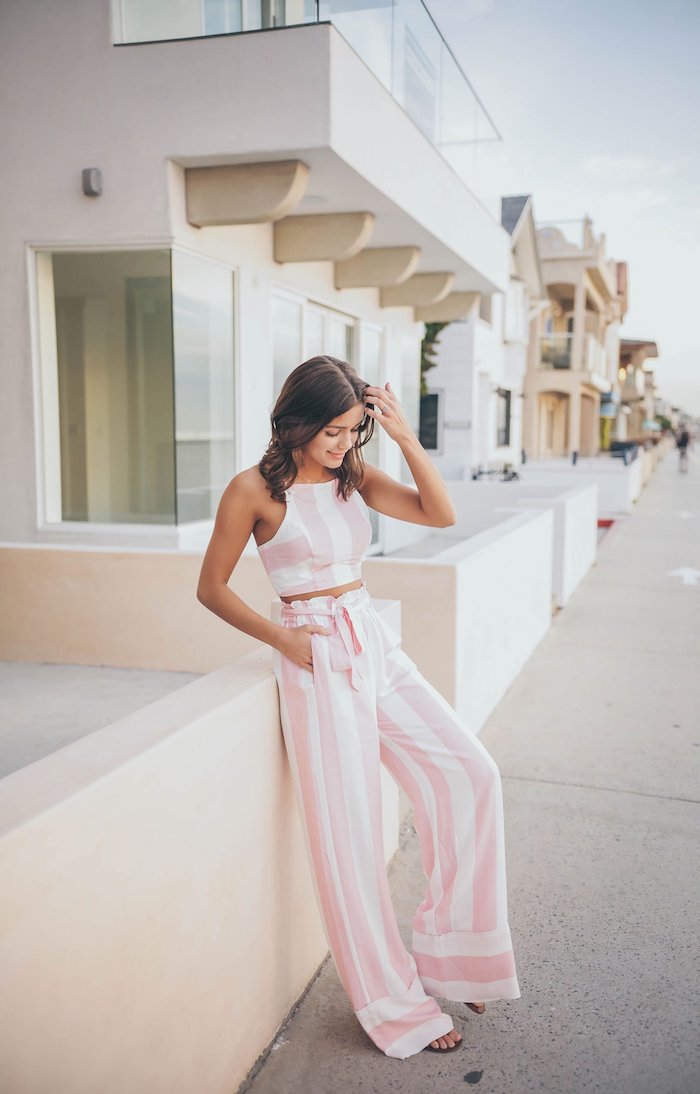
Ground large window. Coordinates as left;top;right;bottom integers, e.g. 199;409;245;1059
39;249;234;526
272;295;355;402
172;251;235;522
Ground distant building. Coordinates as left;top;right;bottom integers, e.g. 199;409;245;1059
421;194;545;478
522;216;628;458
616;339;660;442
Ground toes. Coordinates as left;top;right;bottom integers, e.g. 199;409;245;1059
429;1029;462;1050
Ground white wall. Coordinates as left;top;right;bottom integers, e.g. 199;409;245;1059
365;509;554;732
521;458;643;517
443;480;597;607
427;279;528;479
0;598;405;1094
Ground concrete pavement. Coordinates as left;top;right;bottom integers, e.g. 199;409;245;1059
0;663;200;778
240;447;699;1094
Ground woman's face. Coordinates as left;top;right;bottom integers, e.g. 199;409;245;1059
301;402;366;471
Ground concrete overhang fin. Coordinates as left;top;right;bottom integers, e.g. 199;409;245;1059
379;272;454;308
334;246;421;290
185;160;310;226
414;292;481;322
274;212;375;263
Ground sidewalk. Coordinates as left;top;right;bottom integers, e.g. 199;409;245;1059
241;449;699;1094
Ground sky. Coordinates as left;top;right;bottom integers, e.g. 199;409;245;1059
430;0;700;416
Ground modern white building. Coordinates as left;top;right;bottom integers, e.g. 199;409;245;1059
1;0;511;567
420;194;545;479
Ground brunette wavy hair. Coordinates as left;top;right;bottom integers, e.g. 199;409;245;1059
259;356;375;503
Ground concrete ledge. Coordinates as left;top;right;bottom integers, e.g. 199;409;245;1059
0;598;404;1093
365;508;554;732
444;480;598;608
520;457;643;517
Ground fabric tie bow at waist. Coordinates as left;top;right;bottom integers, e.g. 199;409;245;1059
281;600;366;691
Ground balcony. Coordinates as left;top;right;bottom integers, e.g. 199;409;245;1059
109;5;509;293
540;334;572;370
536;217;599;258
585;335;607;377
621;367;646;401
536;216;618;299
114;0;500;180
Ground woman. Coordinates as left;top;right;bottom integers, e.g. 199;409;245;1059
197;356;521;1060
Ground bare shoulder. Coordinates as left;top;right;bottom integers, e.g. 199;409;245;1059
218;466;270;523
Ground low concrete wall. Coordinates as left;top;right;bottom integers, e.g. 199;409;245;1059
365;508;554;732
443;481;598;608
0;599;404;1094
519;457;643;517
0;543;267;671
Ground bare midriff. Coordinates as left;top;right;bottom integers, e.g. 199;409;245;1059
280;578;363;604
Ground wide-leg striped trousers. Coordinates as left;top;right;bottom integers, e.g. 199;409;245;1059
271;582;521;1060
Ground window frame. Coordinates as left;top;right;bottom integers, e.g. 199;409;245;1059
29;240;239;545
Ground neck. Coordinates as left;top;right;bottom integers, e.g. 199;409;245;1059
295;473;335;484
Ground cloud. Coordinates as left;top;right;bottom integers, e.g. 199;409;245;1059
580;154;680;183
431;0;496;27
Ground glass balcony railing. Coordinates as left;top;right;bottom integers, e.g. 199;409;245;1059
114;0;501;167
540;334;572;370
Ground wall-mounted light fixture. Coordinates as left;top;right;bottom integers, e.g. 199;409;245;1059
81;168;102;197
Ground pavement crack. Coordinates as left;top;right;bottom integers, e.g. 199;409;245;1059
500;772;700;805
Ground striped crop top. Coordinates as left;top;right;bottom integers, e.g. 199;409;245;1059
256;478;373;598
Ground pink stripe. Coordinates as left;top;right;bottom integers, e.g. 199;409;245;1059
257;531;310;570
310;637;414;1003
377;713;459;935
415;949;516;984
298;487;339;580
279;653;366;1003
369;998;446;1051
379;680;499;933
348;490;373;560
377;739;440;932
357;717;421;990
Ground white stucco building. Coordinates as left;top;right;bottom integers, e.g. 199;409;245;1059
420;194;545;478
1;0;512;560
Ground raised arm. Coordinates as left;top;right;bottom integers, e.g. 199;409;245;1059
359;382;457;527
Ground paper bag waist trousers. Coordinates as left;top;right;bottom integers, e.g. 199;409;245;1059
271;581;521;1060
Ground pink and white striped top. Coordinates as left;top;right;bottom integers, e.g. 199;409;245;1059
256;478;373;597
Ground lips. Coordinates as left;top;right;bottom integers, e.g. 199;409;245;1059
329;452;345;458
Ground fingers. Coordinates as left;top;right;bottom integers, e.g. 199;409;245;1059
364;383;398;419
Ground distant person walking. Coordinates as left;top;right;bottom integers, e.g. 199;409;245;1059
675;427;690;474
